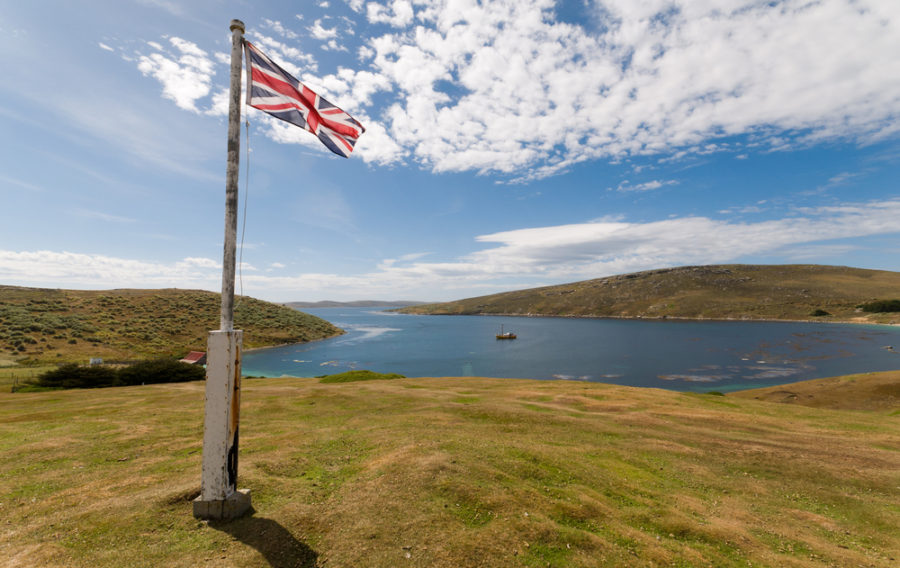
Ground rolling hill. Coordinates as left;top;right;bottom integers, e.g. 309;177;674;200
284;300;427;308
398;264;900;324
0;286;342;365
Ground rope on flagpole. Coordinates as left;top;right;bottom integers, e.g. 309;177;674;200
236;113;251;310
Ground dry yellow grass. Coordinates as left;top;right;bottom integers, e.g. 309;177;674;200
730;370;900;411
1;374;899;567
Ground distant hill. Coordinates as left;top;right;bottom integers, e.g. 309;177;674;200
0;286;343;365
285;300;428;308
398;264;900;324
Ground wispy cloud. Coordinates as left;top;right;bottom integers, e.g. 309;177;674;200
0;174;43;192
612;179;678;193
262;18;299;39
73;209;137;224
5;198;898;301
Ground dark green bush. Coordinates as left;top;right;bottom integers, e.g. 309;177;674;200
36;363;119;389
858;299;900;313
810;309;831;317
117;358;205;385
34;359;205;389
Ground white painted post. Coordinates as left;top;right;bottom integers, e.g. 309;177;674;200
193;19;251;521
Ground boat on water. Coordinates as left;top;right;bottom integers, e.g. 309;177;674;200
496;324;517;340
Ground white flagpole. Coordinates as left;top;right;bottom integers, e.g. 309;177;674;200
193;18;251;521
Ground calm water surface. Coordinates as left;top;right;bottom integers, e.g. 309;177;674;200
242;307;900;392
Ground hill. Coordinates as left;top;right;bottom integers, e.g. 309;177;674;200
398;264;900;324
1;373;898;567
284;300;427;308
0;286;342;365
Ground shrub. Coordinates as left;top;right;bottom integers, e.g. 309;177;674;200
858;299;900;313
33;359;205;389
117;358;205;385
810;309;831;317
35;363;120;389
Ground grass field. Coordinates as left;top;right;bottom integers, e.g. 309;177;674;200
1;373;898;567
0;366;53;391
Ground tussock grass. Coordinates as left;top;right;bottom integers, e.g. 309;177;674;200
1;374;899;567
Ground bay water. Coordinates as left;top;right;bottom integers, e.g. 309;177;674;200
242;307;900;392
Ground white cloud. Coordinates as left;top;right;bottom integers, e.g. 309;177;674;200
461;199;900;280
358;0;900;178
0;251;221;289
367;1;415;27
178;257;220;269
309;18;339;40
5;199;898;301
136;37;215;112
262;18;299;39
98;42;114;52
612;179;678;192
131;1;900;178
251;33;318;75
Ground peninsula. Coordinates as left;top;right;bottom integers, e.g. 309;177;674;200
397;264;900;324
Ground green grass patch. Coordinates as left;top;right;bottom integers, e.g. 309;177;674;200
317;370;406;383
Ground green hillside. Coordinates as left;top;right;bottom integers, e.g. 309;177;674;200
0;286;342;365
399;264;900;324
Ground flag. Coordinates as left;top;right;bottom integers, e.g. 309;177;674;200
244;41;365;158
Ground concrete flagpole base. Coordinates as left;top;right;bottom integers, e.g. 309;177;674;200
193;329;251;520
193;488;252;521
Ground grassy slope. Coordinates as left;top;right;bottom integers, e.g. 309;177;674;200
399;264;900;324
0;286;342;365
2;374;898;567
730;370;900;410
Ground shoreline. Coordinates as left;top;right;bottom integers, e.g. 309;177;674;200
238;371;900;408
242;328;346;354
405;312;900;327
393;310;899;327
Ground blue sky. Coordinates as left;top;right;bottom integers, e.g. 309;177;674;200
1;0;898;302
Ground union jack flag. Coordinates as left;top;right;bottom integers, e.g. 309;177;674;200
244;41;365;158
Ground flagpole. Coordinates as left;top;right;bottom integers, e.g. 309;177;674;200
193;18;251;521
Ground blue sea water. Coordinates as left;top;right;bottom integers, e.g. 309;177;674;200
242;307;900;392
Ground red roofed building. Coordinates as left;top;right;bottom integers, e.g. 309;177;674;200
180;351;207;365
